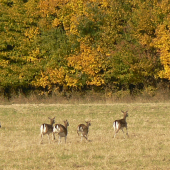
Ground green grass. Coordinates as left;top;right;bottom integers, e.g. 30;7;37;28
0;103;170;169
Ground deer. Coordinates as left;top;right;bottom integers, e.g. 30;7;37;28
113;111;128;138
53;120;69;144
77;121;91;141
40;117;55;144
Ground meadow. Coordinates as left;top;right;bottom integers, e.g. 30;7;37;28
0;103;170;170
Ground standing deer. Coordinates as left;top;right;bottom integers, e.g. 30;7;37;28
77;121;91;141
113;111;128;138
40;117;55;144
53;120;69;144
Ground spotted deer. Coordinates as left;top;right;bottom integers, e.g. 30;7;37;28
53;120;69;144
113;111;128;138
40;117;55;144
77;121;91;141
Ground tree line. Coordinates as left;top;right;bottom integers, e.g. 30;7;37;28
0;0;170;98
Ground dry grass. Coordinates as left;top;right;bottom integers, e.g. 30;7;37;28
0;103;170;169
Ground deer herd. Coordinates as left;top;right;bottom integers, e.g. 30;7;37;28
40;110;129;144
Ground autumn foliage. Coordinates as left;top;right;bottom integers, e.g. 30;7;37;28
0;0;170;98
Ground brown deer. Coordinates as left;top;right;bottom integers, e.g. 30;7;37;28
113;111;128;138
40;117;55;144
53;120;69;144
77;121;91;141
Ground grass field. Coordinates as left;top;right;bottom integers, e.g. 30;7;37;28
0;103;170;170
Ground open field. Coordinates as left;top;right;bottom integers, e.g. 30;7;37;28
0;103;170;170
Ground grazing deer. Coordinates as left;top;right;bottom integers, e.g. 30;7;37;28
53;120;69;144
77;121;91;141
113;111;128;138
40;117;55;144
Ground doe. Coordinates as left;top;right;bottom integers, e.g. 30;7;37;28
113;111;128;138
77;121;91;141
53;120;69;144
40;117;55;144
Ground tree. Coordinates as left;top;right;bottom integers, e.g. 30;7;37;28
152;0;170;80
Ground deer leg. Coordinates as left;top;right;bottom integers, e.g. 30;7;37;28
126;127;129;137
81;134;83;142
53;132;56;140
114;127;120;138
40;134;43;144
48;134;51;144
86;135;88;141
121;129;126;138
52;133;54;141
58;136;61;144
83;135;88;141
